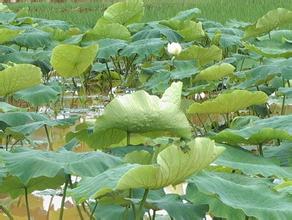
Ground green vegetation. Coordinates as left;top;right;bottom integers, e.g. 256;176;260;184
7;0;292;27
1;0;292;219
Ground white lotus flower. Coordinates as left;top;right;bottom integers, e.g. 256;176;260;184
167;42;182;56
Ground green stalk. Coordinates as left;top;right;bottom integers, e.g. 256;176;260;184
196;113;207;134
258;143;263;156
281;95;286;115
0;205;14;220
89;201;98;220
44;124;53;151
24;187;31;220
136;189;149;220
152;210;156;220
59;175;70;220
127;131;131;146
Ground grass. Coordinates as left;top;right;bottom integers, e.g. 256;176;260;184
7;0;292;28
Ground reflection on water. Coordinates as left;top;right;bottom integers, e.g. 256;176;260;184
0;194;88;219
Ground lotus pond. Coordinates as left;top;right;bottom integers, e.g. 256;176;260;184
0;0;292;219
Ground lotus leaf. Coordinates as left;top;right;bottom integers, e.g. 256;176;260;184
214;115;292;144
194;63;235;81
70;138;224;202
0;64;42;97
177;45;222;66
188;90;268;114
50;44;98;78
103;0;144;25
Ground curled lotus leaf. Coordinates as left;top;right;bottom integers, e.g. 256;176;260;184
194;63;235;81
84;82;192;148
70;138;224;202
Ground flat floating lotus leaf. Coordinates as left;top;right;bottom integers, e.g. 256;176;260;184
0;28;22;44
244;8;292;38
103;0;144;25
0;64;42;97
70;138;224;202
188;90;268;114
216;144;292;178
177;45;222;66
0;147;122;185
50;44;98;78
194;63;235;81
214;115;292;145
188;171;292;220
86;82;191;148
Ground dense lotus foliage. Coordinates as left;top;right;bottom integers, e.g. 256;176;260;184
0;0;292;219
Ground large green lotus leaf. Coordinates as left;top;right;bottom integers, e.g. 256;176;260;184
206;27;243;48
194;63;235;81
103;0;144;25
13;84;61;106
92;82;191;146
0;102;24;113
187;183;246;220
120;38;166;60
177;45;222;66
4;116;79;142
214;115;292;145
146;194;208;220
244;8;292;38
216;144;292;178
84;23;131;41
0;64;42;97
51;44;98;78
0;12;16;24
188;90;268;114
188;171;292;220
0;112;48;129
0;28;22;44
0;175;64;199
97;39;128;59
264;142;292;167
178;21;205;42
170;60;198;80
116;138;224;190
170;8;201;21
70;138;224;202
0;147;122;185
132;23;183;42
244;42;292;58
14;30;52;50
234;58;292;89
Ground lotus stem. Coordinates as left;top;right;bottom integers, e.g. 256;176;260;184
258;143;263;156
89;201;98;220
281;95;286;115
46;195;54;220
59;175;70;220
44;124;53;151
24;187;31;220
127;131;131;145
136;189;149;220
152;210;156;220
0;205;14;220
196;114;207;134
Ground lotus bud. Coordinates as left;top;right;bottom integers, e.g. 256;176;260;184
167;42;182;56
